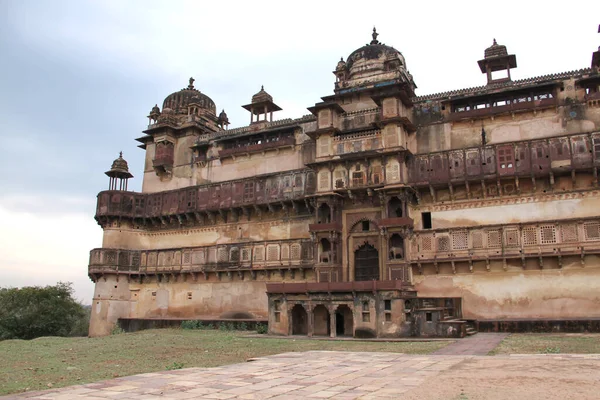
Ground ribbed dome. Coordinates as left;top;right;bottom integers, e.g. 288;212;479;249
251;86;273;103
484;39;508;59
345;28;406;75
162;77;216;115
105;152;133;179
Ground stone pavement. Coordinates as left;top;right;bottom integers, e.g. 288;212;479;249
5;350;600;400
432;332;509;355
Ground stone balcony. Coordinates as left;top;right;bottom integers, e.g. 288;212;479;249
411;218;600;271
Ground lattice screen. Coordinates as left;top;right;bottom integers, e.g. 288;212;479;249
540;225;557;244
183;251;191;265
504;229;519;247
192;250;205;265
472;232;484;249
230;247;240;262
290;244;301;260
267;244;280;261
387;163;400;182
131;252;140;267
421;235;433;251
561;224;578;243
140;253;147;267
584;222;600;240
217;248;228;262
522;227;538;246
148;252;157;266
451;231;468;250
487;230;502;248
241;248;251;262
318;171;329;191
254;246;265;261
437;236;450;252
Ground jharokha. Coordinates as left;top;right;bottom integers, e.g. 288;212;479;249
89;28;600;338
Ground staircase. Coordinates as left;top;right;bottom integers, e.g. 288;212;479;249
465;320;478;336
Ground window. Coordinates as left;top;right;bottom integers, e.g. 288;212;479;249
352;171;364;186
384;300;391;311
187;292;192;300
422;212;432;229
362;221;370;231
371;165;383;184
426;312;432;322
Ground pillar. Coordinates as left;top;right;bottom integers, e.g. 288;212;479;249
329;305;336;338
307;305;314;337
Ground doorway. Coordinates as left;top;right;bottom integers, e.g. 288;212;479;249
335;304;353;336
291;304;308;335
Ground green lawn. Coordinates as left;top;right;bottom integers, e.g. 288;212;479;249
490;333;600;355
0;329;449;396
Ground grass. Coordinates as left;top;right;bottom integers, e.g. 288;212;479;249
490;333;600;355
0;329;449;396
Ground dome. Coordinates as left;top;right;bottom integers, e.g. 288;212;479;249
345;28;406;76
251;86;273;103
336;57;346;71
105;152;133;179
484;39;508;59
162;77;216;115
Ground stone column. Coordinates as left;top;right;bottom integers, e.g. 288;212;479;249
329;305;337;338
307;305;314;338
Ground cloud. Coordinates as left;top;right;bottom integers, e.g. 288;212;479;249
0;197;101;303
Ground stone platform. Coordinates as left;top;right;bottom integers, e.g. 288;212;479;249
6;348;600;400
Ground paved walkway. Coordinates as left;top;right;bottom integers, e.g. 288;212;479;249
6;350;600;400
432;332;509;355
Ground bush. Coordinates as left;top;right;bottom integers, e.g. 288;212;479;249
0;282;87;340
238;322;248;331
256;323;268;334
111;325;126;335
166;361;184;370
181;320;202;330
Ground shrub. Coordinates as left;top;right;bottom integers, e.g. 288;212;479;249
166;361;184;370
181;320;202;330
110;325;126;335
0;282;87;340
256;323;268;334
238;322;248;331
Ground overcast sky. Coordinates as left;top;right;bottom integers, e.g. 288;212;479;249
0;0;598;303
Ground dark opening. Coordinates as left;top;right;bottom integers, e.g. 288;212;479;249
317;203;331;224
426;312;432;322
336;312;345;335
387;196;404;218
422;212;432;229
389;234;404;260
362;221;370;231
319;238;332;263
384;300;391;311
291;304;308;335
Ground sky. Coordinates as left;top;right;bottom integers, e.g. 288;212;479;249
0;0;598;304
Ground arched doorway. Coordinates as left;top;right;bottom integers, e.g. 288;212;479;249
313;305;330;336
291;304;308;335
388;196;404;218
389;234;404;260
355;243;379;281
335;305;353;336
317;203;331;224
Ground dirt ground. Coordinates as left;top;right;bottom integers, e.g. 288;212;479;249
402;355;600;400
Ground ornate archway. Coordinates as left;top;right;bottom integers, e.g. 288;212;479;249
354;243;379;281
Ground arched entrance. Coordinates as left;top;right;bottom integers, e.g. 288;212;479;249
291;304;308;335
335;305;353;336
313;305;330;336
355;243;379;281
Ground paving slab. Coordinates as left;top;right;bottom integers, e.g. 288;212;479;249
432;332;509;355
3;351;600;400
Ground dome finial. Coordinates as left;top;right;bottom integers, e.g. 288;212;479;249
493;38;497;45
119;151;123;158
261;85;264;91
188;77;195;89
371;27;379;45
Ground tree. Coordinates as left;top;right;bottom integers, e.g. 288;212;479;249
0;282;87;340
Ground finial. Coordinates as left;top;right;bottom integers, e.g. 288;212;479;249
188;77;195;89
261;85;264;91
493;38;497;45
370;27;379;45
119;151;123;158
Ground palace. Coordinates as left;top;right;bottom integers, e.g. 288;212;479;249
89;28;600;338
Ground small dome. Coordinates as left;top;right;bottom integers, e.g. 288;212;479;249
105;152;133;179
218;109;229;125
336;57;346;71
162;77;216;115
484;39;508;59
150;104;160;114
251;86;273;103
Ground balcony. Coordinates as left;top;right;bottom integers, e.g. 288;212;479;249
378;217;414;228
219;136;295;159
89;239;314;279
412;219;600;266
266;280;414;294
448;97;556;122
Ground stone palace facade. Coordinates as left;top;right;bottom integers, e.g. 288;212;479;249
89;28;600;338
